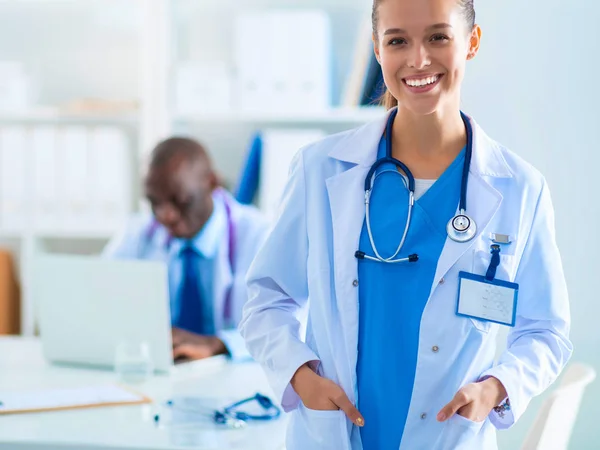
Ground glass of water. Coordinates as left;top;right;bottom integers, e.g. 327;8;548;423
114;341;154;384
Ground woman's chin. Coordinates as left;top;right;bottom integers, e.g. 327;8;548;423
400;101;442;117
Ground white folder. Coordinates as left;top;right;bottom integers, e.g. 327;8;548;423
56;126;90;229
31;126;59;229
234;10;332;113
0;126;28;230
234;13;273;112
88;126;132;230
259;129;325;221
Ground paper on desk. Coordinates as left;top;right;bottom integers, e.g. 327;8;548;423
0;384;151;414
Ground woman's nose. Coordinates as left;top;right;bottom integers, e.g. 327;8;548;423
407;44;431;70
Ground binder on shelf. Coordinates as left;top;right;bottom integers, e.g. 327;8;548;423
0;126;28;230
0;123;133;235
235;132;262;206
258;129;325;221
88;126;132;230
233;13;272;112
341;16;385;108
31;126;59;228
174;62;232;115
234;10;332;113
56;126;90;229
341;17;373;107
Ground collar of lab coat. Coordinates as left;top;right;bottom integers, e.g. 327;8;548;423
327;107;514;179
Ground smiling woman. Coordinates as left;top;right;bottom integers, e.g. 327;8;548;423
239;0;573;449
373;0;478;110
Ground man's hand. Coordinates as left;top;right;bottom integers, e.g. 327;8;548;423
437;377;507;422
291;363;365;427
171;327;228;361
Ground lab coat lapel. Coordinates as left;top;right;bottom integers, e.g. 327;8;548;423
323;110;391;389
430;173;502;294
430;118;510;295
326;164;370;388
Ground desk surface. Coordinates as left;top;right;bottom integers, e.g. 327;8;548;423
0;337;287;450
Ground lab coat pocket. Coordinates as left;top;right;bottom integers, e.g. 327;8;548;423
434;413;485;450
286;403;350;450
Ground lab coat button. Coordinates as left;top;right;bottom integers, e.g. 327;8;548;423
439;278;445;284
352;279;359;287
432;346;439;353
421;413;427;420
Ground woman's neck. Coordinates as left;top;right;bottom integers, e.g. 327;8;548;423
391;107;466;160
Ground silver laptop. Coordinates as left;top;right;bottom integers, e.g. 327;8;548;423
32;254;179;373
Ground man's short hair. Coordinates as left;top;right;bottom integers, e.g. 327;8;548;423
149;137;210;169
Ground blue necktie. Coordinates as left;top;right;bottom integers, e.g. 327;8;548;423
176;246;204;334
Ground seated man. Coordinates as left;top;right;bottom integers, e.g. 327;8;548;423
103;137;269;361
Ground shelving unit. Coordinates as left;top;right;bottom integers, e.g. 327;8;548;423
0;0;379;336
0;112;138;125
175;107;384;125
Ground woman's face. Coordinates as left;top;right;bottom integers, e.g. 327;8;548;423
373;0;480;116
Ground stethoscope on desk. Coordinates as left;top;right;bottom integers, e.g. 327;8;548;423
355;108;477;264
153;393;281;429
141;189;237;326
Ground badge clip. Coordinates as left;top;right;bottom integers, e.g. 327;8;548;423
490;233;512;245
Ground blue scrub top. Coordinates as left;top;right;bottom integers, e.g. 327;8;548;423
356;134;465;449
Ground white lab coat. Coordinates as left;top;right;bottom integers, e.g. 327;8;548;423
239;110;573;449
104;189;269;360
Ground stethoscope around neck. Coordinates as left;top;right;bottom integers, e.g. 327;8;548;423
355;108;477;264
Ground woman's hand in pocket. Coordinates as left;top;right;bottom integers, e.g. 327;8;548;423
291;363;365;426
436;377;507;423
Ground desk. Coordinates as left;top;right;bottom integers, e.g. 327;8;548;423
0;337;287;450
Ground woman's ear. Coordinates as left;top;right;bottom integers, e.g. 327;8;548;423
373;33;382;64
467;25;482;60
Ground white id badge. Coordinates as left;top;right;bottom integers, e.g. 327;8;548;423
456;271;518;327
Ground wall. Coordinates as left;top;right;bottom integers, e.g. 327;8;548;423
461;1;599;448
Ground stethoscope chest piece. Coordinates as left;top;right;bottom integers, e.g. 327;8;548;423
447;211;477;243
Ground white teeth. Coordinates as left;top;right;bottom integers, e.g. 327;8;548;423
406;75;439;87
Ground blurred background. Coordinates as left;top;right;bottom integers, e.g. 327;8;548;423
0;0;597;448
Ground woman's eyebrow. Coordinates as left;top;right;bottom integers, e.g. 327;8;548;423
383;23;453;36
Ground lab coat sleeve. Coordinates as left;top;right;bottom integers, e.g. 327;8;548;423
481;180;573;429
238;150;320;412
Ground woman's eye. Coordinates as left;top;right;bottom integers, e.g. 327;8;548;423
431;34;450;42
388;38;406;46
